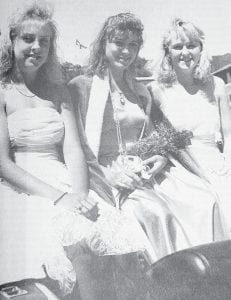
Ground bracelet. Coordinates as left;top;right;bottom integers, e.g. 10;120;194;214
53;192;68;205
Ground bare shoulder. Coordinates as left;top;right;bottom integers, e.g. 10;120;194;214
208;76;231;112
212;75;226;94
0;85;6;108
213;75;225;86
53;83;73;110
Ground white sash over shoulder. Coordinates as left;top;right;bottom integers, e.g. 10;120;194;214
85;75;109;158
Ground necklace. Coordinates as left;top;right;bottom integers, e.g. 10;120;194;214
15;85;36;98
109;73;127;106
118;91;126;105
108;73;146;158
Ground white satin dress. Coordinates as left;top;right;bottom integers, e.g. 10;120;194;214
98;96;228;261
159;84;231;229
0;106;155;294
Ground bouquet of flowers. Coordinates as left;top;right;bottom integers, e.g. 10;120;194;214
117;119;209;208
127;119;209;183
128;119;193;160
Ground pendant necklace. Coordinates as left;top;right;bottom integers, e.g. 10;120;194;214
118;91;126;105
109;72;126;106
108;71;146;158
108;72;151;209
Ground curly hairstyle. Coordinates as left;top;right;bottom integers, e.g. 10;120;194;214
0;0;62;86
157;18;212;86
86;12;144;78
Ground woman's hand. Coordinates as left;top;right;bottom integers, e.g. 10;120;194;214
105;160;144;191
56;193;99;222
142;155;168;177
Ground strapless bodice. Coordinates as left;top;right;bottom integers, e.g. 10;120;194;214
7;107;71;191
159;85;227;173
8;107;64;152
159;86;220;139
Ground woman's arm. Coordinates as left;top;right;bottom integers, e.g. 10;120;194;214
215;77;231;155
60;88;88;195
0;93;63;201
59;87;99;219
0;89;98;219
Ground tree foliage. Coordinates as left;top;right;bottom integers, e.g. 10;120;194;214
61;62;83;82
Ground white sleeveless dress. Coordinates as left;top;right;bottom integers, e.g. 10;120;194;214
98;96;228;259
0;106;155;293
159;85;231;228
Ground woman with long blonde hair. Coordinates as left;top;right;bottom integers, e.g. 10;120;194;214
150;18;231;229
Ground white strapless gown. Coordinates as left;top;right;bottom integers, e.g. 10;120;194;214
0;107;155;293
159;85;231;228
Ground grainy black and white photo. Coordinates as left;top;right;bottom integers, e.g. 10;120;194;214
0;0;231;299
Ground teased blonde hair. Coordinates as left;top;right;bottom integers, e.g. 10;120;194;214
157;18;212;86
0;0;62;85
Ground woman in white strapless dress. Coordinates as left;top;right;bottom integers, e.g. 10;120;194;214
0;4;156;298
149;17;231;228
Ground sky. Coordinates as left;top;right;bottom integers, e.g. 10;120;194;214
0;0;231;66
